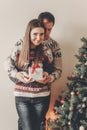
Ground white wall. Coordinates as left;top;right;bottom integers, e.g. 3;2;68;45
0;0;87;129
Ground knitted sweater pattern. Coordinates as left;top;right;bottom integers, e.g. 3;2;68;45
5;38;62;97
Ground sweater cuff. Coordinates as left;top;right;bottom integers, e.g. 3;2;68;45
49;74;55;83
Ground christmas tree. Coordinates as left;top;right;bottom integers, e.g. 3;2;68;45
48;38;87;130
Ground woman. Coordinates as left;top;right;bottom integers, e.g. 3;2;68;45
5;19;59;130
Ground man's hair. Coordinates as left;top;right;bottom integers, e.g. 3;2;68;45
38;12;55;25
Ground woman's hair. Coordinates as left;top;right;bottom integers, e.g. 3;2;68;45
18;19;46;68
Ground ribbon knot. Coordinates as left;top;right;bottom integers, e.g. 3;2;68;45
31;64;40;74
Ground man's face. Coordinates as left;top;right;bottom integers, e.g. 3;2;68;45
43;19;54;40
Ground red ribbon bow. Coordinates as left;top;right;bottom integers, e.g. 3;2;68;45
31;64;40;74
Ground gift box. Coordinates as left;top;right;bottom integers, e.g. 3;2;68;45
29;63;43;80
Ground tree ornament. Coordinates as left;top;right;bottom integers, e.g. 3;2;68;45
71;73;75;78
82;97;87;102
53;107;58;115
71;91;75;95
85;62;87;65
68;121;71;125
60;99;64;104
69;106;74;111
79;53;83;58
79;126;85;130
57;114;61;119
80;75;83;79
62;104;64;108
76;91;80;95
82;103;86;108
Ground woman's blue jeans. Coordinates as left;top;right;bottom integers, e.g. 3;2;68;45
15;95;50;130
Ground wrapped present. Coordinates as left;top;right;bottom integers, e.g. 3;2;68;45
29;63;43;80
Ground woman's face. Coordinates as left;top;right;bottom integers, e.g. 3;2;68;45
30;27;45;48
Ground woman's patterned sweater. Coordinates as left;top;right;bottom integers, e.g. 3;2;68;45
5;38;62;97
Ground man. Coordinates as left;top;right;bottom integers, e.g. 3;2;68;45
38;12;62;82
38;12;62;129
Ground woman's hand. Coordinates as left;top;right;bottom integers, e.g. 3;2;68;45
36;72;51;84
16;71;34;83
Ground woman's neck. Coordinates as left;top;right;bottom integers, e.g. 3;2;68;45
31;43;36;49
